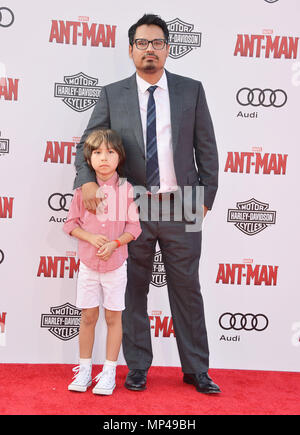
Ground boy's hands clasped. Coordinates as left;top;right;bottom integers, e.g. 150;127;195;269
88;234;110;249
87;233;117;261
96;241;118;261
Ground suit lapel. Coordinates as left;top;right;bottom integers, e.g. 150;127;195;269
123;73;145;157
166;70;182;154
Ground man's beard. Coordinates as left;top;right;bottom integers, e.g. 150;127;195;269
142;63;157;72
141;54;159;73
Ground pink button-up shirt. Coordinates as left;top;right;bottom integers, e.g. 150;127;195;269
63;172;142;272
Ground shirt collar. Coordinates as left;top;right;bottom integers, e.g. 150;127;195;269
136;69;168;94
97;171;119;187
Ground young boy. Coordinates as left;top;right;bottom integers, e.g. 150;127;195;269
63;129;141;395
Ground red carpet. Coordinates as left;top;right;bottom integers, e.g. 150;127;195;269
0;364;299;415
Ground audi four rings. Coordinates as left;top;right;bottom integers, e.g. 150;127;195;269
219;313;269;331
48;193;73;212
0;7;14;27
236;88;287;108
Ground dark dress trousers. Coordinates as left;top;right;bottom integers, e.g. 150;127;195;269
74;70;218;373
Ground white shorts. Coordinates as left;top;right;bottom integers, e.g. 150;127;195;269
76;261;127;311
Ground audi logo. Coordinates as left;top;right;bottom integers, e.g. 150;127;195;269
264;1;278;3
236;88;287;108
0;7;14;27
48;193;73;212
219;313;269;331
0;249;4;265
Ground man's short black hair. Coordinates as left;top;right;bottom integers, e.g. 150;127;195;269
128;14;169;46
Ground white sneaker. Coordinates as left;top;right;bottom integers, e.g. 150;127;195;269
68;364;92;392
92;366;116;395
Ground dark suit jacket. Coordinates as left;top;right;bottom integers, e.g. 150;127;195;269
74;69;218;210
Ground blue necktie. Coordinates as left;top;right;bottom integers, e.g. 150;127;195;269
146;85;160;193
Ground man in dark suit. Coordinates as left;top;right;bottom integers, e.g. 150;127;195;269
74;14;220;394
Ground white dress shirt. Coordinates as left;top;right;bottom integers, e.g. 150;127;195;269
136;70;178;193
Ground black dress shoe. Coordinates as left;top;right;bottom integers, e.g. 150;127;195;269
183;372;221;394
125;369;148;391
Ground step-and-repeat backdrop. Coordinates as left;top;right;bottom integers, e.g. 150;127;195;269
1;0;299;371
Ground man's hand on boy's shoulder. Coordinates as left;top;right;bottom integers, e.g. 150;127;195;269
82;182;100;212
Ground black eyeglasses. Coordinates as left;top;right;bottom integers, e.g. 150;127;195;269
133;38;168;50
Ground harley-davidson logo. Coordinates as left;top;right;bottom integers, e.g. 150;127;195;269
227;198;276;235
54;72;101;112
166;18;201;59
151;250;167;287
40;302;81;341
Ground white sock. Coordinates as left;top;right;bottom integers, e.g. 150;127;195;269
79;358;92;366
104;359;117;369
